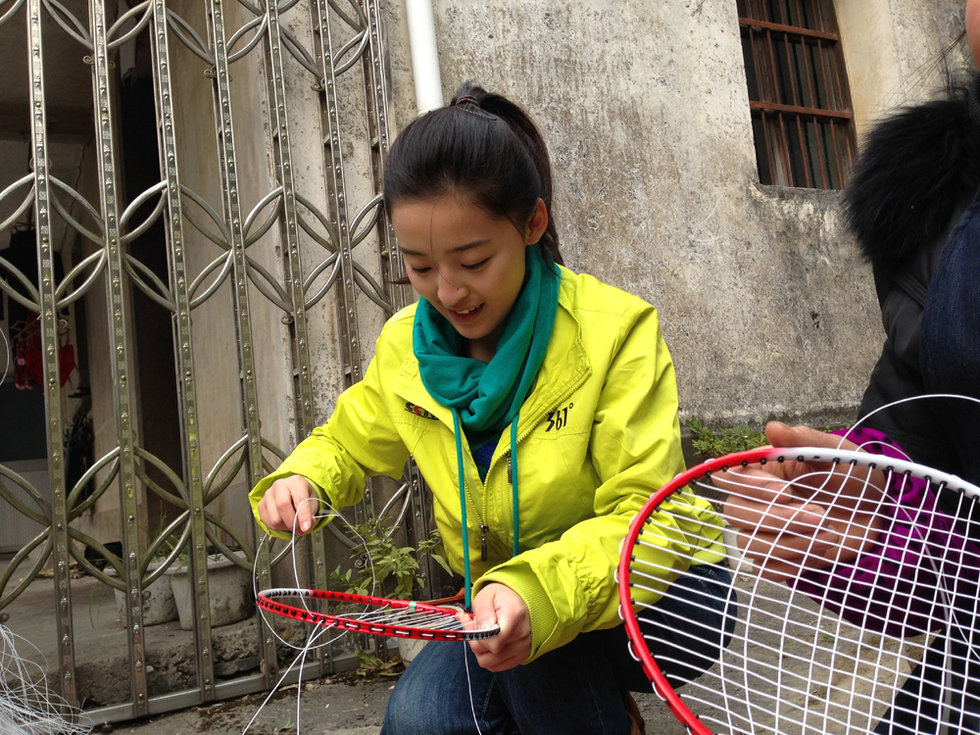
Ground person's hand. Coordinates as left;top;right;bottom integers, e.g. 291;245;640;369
257;475;317;534
967;0;980;68
716;422;886;582
467;582;531;671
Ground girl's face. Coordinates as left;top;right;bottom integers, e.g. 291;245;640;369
392;194;548;362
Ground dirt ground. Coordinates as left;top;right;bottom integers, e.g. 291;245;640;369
100;667;684;735
104;671;395;735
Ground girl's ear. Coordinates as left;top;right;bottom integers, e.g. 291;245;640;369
525;198;549;245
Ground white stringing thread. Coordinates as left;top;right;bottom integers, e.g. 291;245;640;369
1;324;10;386
244;495;379;735
246;495;489;734
841;393;980;454
463;637;485;734
0;623;92;735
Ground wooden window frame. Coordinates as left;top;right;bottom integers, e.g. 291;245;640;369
738;0;856;189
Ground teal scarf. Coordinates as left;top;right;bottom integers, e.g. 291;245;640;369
415;244;558;608
413;244;560;446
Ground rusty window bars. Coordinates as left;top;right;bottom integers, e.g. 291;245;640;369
738;0;856;189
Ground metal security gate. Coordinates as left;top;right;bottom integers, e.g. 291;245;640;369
0;0;432;724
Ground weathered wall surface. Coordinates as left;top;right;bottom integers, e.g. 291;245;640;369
381;0;968;431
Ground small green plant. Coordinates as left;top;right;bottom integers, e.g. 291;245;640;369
329;519;452;676
147;515;183;565
353;648;403;677
330;518;451;601
686;416;766;458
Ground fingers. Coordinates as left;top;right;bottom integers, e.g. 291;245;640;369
718;422;888;580
721;423;879;508
765;421;857;452
731;515;841;578
763;422;887;504
467;583;530;672
292;484;318;532
257;476;316;534
724;490;831;538
714;465;796;505
736;535;828;582
724;485;839;571
720;455;841;580
469;637;526;671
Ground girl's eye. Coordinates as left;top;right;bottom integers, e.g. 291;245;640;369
463;258;490;271
409;265;432;275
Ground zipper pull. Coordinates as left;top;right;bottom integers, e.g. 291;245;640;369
480;524;490;561
507;454;513;483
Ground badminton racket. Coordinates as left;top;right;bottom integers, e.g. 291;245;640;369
256;588;500;641
618;445;980;735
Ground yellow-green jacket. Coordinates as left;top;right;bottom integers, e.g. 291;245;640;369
250;266;725;661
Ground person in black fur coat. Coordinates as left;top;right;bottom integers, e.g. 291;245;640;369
845;64;980;481
720;3;980;732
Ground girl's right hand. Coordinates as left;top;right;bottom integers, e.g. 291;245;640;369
257;475;317;534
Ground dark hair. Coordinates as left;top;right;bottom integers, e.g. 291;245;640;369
383;82;563;265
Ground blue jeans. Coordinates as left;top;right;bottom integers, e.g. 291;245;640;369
381;564;735;735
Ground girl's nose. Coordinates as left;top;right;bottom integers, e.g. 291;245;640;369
437;271;466;306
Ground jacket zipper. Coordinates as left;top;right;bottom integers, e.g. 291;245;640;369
480;524;490;562
482;371;591;559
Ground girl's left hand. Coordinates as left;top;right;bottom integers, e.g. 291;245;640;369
468;582;531;671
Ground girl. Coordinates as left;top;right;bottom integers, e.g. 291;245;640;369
251;82;732;735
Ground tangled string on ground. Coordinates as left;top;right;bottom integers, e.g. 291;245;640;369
0;623;92;735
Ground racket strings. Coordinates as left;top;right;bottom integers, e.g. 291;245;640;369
625;448;980;734
256;496;423;650
715;465;979;634
341;607;466;631
241;619;334;734
260;590;471;633
641;586;940;734
253;529;353;655
250;498;490;734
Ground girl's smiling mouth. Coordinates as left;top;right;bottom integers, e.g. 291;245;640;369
450;304;484;321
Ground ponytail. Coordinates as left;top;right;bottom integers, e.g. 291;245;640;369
383;82;563;265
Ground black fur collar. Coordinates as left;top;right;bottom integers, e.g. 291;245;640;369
843;73;980;272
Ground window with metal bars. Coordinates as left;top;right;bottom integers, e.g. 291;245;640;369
738;0;856;188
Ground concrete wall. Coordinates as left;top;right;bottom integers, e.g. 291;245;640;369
9;0;966;550
378;0;969;431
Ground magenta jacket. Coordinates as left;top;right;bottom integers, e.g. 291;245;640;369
792;426;980;637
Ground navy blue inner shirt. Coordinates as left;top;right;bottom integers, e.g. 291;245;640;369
471;440;495;482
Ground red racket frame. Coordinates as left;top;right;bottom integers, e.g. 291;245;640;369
617;448;775;734
618;444;980;734
256;588;500;641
